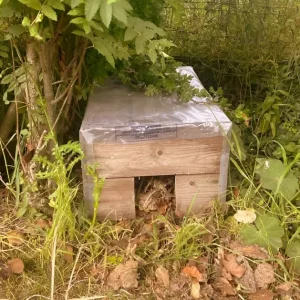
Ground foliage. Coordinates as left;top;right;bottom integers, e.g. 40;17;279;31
240;214;284;255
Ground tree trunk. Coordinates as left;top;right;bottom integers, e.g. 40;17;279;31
0;102;17;145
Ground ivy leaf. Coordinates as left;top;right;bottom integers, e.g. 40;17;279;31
124;27;136;41
100;1;112;28
286;240;300;273
18;0;41;10
135;35;146;54
47;0;64;10
42;4;57;21
240;214;284;254
112;0;132;24
85;0;101;21
255;158;299;199
71;0;80;8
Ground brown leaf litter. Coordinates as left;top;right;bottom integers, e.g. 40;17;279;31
254;263;275;289
155;266;170;288
137;177;175;216
107;260;139;290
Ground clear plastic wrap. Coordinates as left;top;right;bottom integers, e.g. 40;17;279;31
80;66;232;207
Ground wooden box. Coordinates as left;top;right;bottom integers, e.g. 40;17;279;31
80;67;232;220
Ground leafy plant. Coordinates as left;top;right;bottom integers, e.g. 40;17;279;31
255;158;299;200
240;214;284;254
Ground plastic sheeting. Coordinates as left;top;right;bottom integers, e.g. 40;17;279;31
80;66;232;201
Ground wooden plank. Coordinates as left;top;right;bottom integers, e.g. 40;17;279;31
175;174;219;215
93;137;223;178
84;177;135;221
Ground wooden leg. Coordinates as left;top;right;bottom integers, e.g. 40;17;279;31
84;177;135;221
175;174;219;215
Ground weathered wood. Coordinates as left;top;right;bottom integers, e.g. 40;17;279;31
93;137;223;178
85;177;135;221
175;174;219;215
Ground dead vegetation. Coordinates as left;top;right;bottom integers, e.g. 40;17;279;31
1;180;300;299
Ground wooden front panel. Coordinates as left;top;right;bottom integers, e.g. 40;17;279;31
175;174;219;215
91;177;135;220
93;137;223;178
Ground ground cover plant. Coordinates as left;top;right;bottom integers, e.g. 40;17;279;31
1;0;300;299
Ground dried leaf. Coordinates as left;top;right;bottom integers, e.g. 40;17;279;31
107;260;138;290
35;219;50;229
7;258;24;274
64;245;74;264
182;265;205;282
234;209;256;224
241;245;269;259
235;258;256;293
190;279;201;299
255;263;275;289
155;266;169;288
7;230;24;246
275;282;292;292
222;254;246;278
213;277;236;296
229;241;269;260
0;188;9;199
249;289;274;300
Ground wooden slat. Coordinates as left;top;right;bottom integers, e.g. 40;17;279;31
175;174;219;215
93;137;223;178
85;177;135;220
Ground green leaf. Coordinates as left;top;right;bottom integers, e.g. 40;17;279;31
124;27;136;41
18;0;41;10
82;20;91;34
89;20;103;31
148;48;157;63
142;28;155;39
145;84;159;96
71;0;80;8
29;23;43;40
255;158;299;199
0;45;9;52
70;17;86;24
22;16;31;27
47;0;64;10
0;51;8;58
286;240;300;273
240;214;284;254
85;0;101;21
100;1;112;28
8;25;26;36
112;0;132;24
94;39;115;67
72;30;87;37
1;73;14;85
0;8;13;18
135;35;146;54
42;4;57;21
107;0;117;3
68;7;84;15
